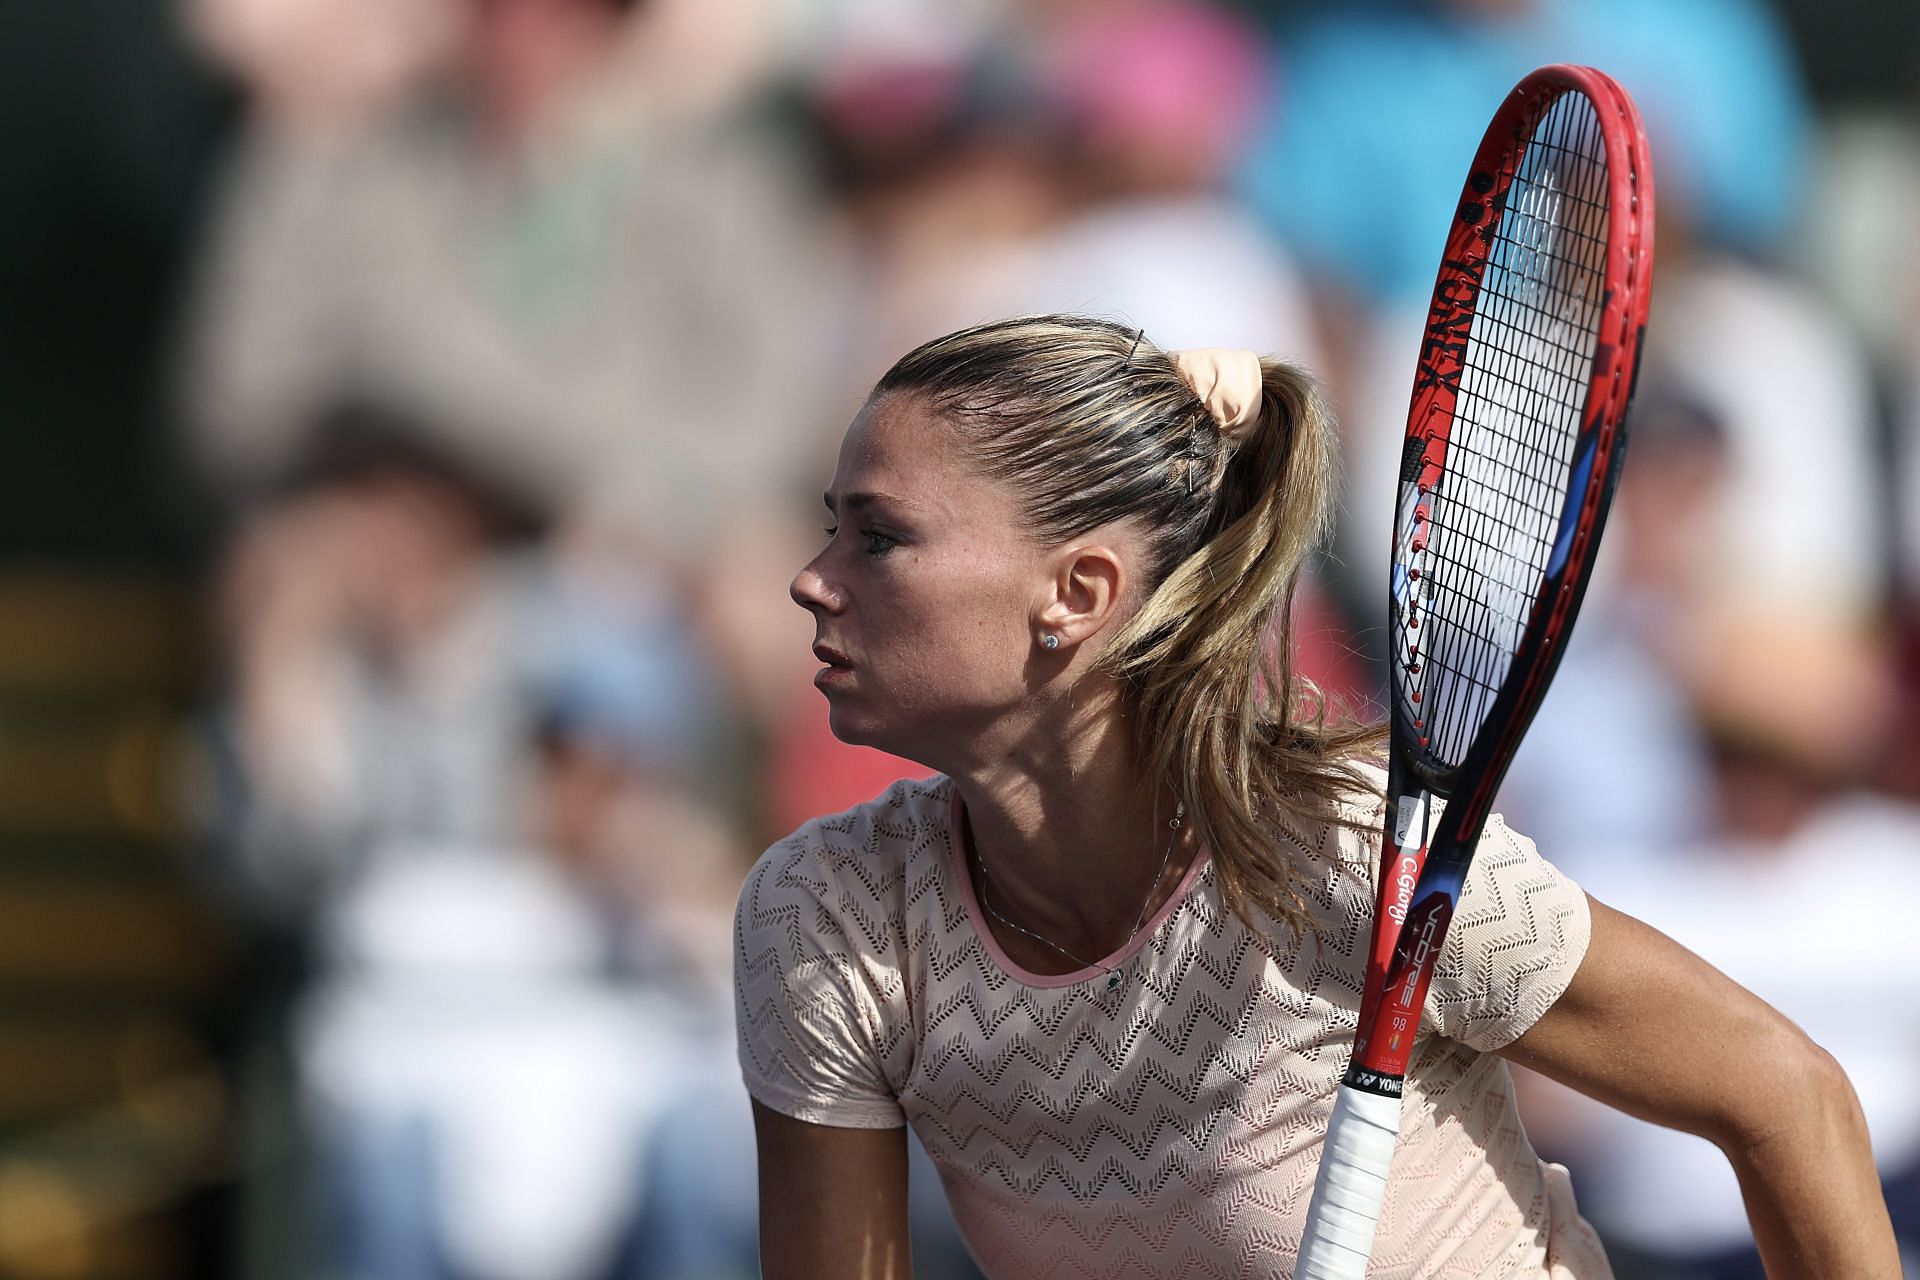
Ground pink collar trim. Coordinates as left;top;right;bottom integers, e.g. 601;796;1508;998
943;784;1210;989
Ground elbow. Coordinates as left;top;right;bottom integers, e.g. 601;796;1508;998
1712;1019;1866;1161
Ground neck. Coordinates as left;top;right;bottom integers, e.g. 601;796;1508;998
942;675;1193;960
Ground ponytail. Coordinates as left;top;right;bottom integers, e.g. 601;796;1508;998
1099;361;1379;935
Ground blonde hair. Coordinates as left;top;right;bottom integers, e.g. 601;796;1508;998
875;315;1382;936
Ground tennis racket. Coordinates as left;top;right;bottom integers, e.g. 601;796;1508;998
1296;64;1655;1277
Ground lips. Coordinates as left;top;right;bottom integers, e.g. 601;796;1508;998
812;643;855;692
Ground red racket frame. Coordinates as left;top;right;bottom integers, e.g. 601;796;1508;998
1353;64;1657;1087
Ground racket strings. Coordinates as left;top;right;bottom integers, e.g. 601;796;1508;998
1400;89;1611;767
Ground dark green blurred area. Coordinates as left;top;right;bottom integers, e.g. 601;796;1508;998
1773;0;1920;105
0;8;236;1278
0;0;234;568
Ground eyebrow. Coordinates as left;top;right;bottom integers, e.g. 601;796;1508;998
823;490;925;514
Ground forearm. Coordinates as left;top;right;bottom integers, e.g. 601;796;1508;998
1721;1046;1898;1279
1504;898;1901;1277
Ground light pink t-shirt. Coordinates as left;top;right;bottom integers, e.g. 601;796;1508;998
734;775;1610;1279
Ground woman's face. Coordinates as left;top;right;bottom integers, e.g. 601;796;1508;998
791;393;1048;763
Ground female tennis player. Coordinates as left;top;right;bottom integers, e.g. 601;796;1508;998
733;315;1898;1278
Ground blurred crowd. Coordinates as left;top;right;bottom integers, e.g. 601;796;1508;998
82;0;1920;1276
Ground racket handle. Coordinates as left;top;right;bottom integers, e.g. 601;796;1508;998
1296;1084;1403;1279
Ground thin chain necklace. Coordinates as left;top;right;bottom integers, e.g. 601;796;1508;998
973;803;1185;994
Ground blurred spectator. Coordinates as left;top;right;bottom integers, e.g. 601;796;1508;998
212;401;552;909
1009;2;1319;365
189;0;782;139
178;0;830;620
206;397;761;1280
203;400;741;942
775;0;1009;80
302;843;724;1280
805;3;1322;374
1641;254;1885;641
805;31;1066;390
1239;0;1813;310
187;0;462;135
296;586;748;1280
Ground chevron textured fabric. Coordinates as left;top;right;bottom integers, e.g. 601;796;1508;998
735;776;1610;1278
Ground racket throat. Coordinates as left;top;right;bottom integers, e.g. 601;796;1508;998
1355;787;1433;1049
1353;887;1459;1082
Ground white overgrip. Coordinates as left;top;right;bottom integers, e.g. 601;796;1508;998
1296;1084;1404;1279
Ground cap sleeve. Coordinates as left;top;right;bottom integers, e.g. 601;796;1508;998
1421;814;1591;1053
733;829;908;1129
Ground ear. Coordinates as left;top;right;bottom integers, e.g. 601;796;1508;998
1034;542;1127;649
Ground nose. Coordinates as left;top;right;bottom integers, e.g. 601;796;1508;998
790;557;843;614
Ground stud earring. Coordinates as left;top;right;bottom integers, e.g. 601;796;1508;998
1042;634;1061;651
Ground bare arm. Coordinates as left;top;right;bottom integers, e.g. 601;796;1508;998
1499;895;1898;1278
753;1100;913;1280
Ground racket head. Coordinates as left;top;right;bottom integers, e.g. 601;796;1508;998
1388;64;1655;807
